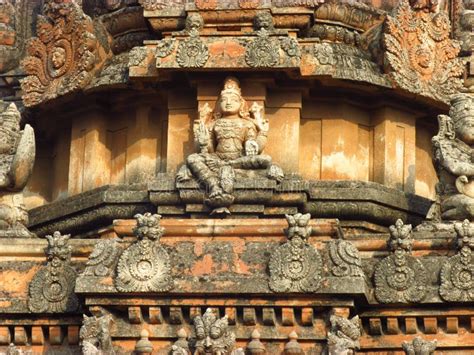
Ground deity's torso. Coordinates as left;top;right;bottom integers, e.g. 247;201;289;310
212;117;255;160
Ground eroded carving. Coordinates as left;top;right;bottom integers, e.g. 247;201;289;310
383;0;463;102
402;337;437;355
193;308;236;355
176;13;208;68
0;102;35;238
83;238;122;277
115;213;173;292
374;219;428;303
245;12;279;68
28;231;79;313
328;238;364;278
177;76;283;214
20;0;107;107
327;313;361;355
80;314;115;355
431;94;474;221
439;219;474;301
269;213;322;292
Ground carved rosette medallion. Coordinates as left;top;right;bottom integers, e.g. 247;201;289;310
440;220;474;302
269;214;322;293
383;0;463;102
374;220;428;303
176;36;209;68
28;232;79;313
328;239;364;277
115;213;172;292
245;29;279;68
20;0;103;107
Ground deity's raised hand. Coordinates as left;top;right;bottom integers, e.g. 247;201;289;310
250;102;269;133
196;120;210;150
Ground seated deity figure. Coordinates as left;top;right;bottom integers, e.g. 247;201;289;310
177;77;283;214
431;94;474;221
0;102;35;236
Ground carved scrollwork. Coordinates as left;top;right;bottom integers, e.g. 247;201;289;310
328;239;364;278
115;213;173;292
439;220;474;302
269;213;322;293
28;231;79;313
383;0;463;102
374;220;428;303
279;37;301;59
83;238;122;277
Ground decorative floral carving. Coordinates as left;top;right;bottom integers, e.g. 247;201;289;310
383;0;463;102
83;238;122;277
193;308;236;354
440;220;474;302
280;37;301;59
139;0;184;11
28;231;79;313
269;213;322;292
176;13;208;68
128;46;148;67
374;219;428;303
80;314;115;355
328;239;364;278
155;38;176;58
20;0;104;107
327;313;361;355
402;336;437;355
115;213;173;292
245;14;279;68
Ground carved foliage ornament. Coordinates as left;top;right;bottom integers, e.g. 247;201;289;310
246;13;279;68
193;308;236;354
440;220;474;301
383;0;463;102
115;213;173;292
28;232;79;313
176;13;209;68
269;213;322;292
374;220;428;303
20;0;100;107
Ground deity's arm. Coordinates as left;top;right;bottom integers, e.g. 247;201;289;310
245;124;267;153
438;145;474;177
207;125;216;153
8;125;36;191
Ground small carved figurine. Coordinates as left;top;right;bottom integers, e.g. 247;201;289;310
402;336;437;355
0;102;35;237
326;312;361;355
177;77;283;214
193;308;236;355
80;313;115;355
432;94;474;221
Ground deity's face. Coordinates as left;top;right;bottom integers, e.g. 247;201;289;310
219;92;242;117
51;47;66;69
456;117;474;145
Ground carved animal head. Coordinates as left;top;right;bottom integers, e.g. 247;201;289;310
45;231;72;262
133;213;164;241
254;12;274;31
193;309;235;354
454;219;474;249
285;213;312;241
402;336;437;355
388;219;413;252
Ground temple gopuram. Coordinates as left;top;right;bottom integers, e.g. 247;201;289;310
1;0;474;354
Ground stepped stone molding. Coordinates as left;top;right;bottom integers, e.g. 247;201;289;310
374;219;428;303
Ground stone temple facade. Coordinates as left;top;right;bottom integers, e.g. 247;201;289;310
0;0;473;354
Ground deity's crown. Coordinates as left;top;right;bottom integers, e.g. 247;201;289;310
220;77;242;98
449;93;474;123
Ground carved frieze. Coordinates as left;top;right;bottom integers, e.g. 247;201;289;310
402;336;437;355
20;0;109;107
439;220;474;302
193;308;236;354
115;213;173;292
374;220;428;303
327;239;364;278
327;313;361;355
383;0;463;102
269;213;322;292
28;232;79;313
80;314;115;355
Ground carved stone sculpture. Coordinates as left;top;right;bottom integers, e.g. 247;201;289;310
83;238;122;277
115;213;173;292
28;231;79;313
327;228;364;277
171;328;190;355
402;337;437;355
431;94;474;221
269;213;322;292
0;102;35;237
176;13;209;68
326;313;361;355
439;219;474;301
383;0;463;102
193;308;236;355
80;314;115;355
374;219;428;303
177;76;284;214
20;0;108;107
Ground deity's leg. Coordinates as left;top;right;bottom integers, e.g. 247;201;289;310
441;194;474;221
229;154;272;169
186;153;222;197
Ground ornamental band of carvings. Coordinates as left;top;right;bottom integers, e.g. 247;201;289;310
115;213;173;292
326;313;361;355
20;0;105;107
28;231;79;313
193;308;236;355
402;336;437;355
374;219;428;303
383;0;463;102
269;213;322;292
176;76;283;214
0;102;35;238
431;94;474;221
439;220;474;301
80;314;115;355
176;13;209;68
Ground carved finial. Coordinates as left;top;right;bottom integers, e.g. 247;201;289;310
284;331;303;355
45;231;72;261
171;328;190;355
135;329;153;355
454;219;474;249
193;308;236;354
133;212;164;241
402;336;437;355
388;219;413;251
285;213;312;240
247;329;266;355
